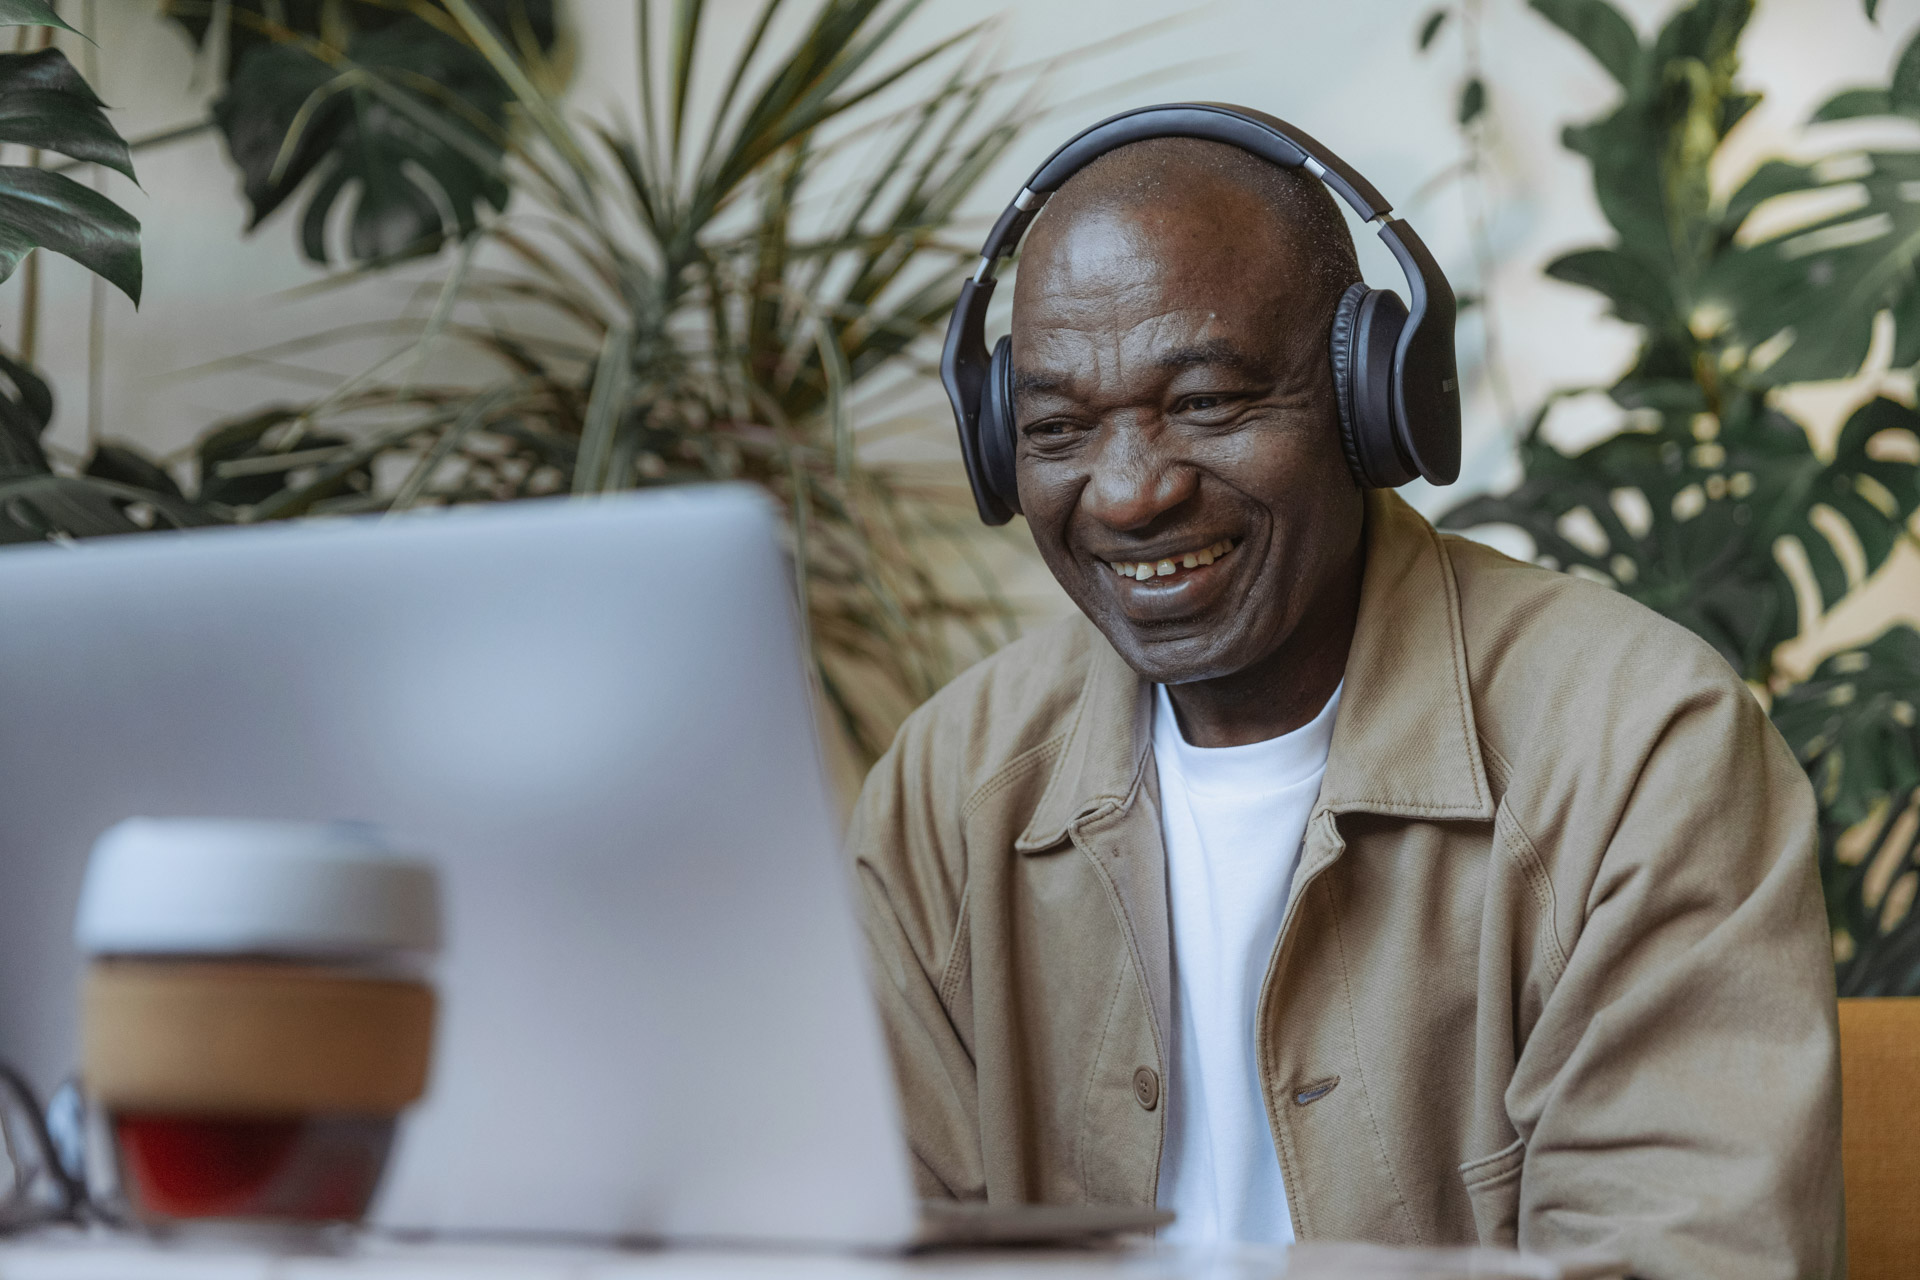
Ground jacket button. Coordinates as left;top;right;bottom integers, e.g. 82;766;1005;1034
1132;1066;1160;1110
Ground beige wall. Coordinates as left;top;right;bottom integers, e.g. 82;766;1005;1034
15;0;1919;666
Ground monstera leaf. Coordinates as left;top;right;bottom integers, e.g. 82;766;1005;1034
1452;0;1920;678
1442;394;1920;681
1523;0;1760;396
82;442;185;499
0;43;139;301
163;1;557;265
188;406;370;514
1775;626;1920;996
0;346;52;476
1529;0;1640;87
1708;149;1920;384
1702;25;1920;383
1444;0;1920;990
1440;395;1777;678
162;0;558;80
0;472;210;542
0;345;207;542
1535;0;1754;295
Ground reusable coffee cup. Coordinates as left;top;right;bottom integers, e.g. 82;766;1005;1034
72;818;440;1223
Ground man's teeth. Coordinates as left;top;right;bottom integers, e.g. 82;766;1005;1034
1109;539;1236;581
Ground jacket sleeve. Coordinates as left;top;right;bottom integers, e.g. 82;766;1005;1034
846;709;985;1200
1510;658;1846;1279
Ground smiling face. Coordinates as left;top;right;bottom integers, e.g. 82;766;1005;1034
1010;152;1366;690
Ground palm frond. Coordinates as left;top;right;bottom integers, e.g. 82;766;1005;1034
135;0;1086;763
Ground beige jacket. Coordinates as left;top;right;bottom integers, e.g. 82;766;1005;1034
849;490;1844;1278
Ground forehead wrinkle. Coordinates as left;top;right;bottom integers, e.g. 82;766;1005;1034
1155;337;1255;372
1018;304;1233;405
1015;212;1287;358
1011;174;1316;408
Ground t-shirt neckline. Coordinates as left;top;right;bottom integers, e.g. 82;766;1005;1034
1153;680;1342;798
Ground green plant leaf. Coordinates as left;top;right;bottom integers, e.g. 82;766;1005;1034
1814;87;1894;121
0;346;51;476
1440;393;1919;680
1547;245;1678;330
1528;0;1640;88
1549;0;1753;283
83;442;183;499
1775;625;1920;995
1780;626;1920;833
1719;157;1813;233
213;32;509;264
1417;8;1448;51
1779;397;1920;616
1439;411;1787;679
1863;0;1881;20
1893;23;1920;114
161;1;557;87
1560;115;1669;271
437;0;592;180
164;2;556;266
668;0;705;164
1458;77;1486;125
184;407;370;511
0;0;78;35
134;0;1117;768
1456;0;1920;990
0;49;135;181
1711;149;1920;383
0;163;139;302
0;473;212;543
1648;0;1749;74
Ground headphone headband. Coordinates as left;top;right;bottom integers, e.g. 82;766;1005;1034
943;102;1460;526
974;104;1391;274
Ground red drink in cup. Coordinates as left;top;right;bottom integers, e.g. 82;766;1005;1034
73;819;439;1223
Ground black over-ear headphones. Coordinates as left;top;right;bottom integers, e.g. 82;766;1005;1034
940;102;1462;526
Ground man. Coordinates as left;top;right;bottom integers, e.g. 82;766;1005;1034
848;132;1843;1277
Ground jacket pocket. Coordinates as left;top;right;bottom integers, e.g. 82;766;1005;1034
1457;1137;1525;1248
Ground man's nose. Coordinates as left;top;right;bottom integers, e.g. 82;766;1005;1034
1080;424;1198;531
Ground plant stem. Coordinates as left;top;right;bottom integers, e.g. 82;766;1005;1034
83;0;103;448
15;21;52;365
18;247;38;365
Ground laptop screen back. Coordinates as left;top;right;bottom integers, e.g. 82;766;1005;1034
0;487;918;1245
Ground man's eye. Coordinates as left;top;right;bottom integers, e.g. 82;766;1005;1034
1023;420;1075;439
1177;394;1229;414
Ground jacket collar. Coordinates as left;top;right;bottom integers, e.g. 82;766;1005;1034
1015;489;1492;854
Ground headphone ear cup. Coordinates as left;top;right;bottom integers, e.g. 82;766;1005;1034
979;336;1022;517
1327;282;1369;488
1350;289;1414;488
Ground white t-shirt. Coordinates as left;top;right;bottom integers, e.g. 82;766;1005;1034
1151;680;1341;1245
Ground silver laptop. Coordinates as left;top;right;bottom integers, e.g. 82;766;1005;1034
0;485;1163;1248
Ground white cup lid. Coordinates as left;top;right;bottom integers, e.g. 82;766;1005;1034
74;818;440;957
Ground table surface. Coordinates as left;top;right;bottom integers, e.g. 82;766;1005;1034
0;1229;1623;1280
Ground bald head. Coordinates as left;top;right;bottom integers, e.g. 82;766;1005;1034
1019;137;1362;331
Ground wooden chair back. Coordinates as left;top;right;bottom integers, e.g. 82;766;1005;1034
1838;996;1920;1280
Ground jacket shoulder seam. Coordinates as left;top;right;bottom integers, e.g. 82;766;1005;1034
1430;524;1493;815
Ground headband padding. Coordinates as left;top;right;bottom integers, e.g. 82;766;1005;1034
1328;282;1369;488
980;337;1021;517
